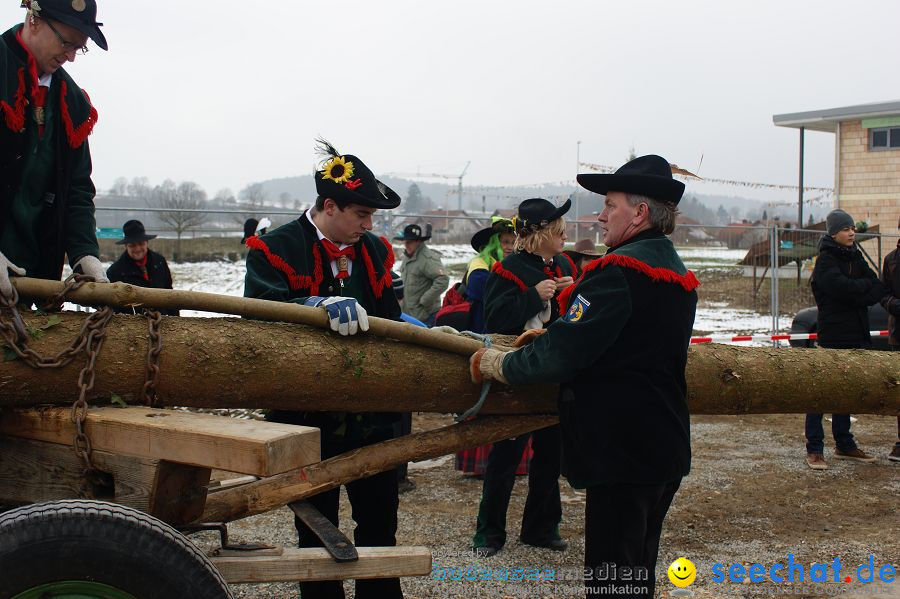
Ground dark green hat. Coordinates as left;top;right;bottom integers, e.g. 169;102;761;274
23;0;108;51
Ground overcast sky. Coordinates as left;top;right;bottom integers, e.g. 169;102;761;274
4;0;898;208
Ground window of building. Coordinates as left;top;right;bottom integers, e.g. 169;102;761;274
869;127;900;150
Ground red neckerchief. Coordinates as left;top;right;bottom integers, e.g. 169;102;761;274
14;28;48;137
319;238;356;279
542;258;562;279
134;254;149;281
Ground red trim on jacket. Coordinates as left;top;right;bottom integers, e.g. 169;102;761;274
245;235;323;294
59;82;97;148
361;236;396;299
1;68;26;133
558;253;701;313
490;261;528;292
559;252;577;277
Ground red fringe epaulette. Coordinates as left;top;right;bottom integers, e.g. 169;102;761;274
558;253;700;313
559;252;577;276
1;68;26;133
490;261;528;292
246;235;323;294
361;236;395;299
59;82;97;148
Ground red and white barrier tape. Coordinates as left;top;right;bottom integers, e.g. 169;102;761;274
690;331;889;344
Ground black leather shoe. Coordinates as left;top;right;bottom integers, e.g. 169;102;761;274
520;537;568;551
473;545;501;557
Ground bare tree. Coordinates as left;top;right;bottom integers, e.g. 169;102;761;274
279;192;291;209
151;179;208;259
235;182;268;225
109;177;129;197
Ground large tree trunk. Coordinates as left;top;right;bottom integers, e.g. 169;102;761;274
1;312;898;415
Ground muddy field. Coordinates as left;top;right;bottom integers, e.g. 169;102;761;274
197;411;900;599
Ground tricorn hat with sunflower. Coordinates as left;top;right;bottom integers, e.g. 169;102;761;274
314;139;401;210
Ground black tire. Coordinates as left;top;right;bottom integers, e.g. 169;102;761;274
0;500;232;599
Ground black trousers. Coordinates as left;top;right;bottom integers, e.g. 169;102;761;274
584;479;681;599
267;412;402;599
472;424;562;548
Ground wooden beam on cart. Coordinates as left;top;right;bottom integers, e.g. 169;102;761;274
0;407;320;476
209;546;432;583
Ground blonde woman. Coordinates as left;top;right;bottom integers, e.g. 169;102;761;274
471;198;575;556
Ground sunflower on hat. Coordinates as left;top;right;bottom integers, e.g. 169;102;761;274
320;156;355;185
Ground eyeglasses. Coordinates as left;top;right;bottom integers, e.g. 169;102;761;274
43;19;89;55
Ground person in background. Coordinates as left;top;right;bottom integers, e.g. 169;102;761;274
454;217;529;479
244;140;403;599
470;155;698;599
471;197;575;557
564;238;603;275
805;209;886;470
241;217;269;245
0;0;109;303
879;215;900;462
105;220;178;316
394;223;449;326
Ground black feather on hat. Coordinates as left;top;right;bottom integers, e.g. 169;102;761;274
576;155;685;205
313;138;401;209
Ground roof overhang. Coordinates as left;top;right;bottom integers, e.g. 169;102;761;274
773;100;900;133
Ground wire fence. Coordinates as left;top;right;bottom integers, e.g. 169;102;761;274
94;207;898;340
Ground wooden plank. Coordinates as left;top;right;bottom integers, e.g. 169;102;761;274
148;461;211;525
0;407;320;476
209;546;433;583
0;436;157;512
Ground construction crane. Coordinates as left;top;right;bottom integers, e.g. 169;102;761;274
385;161;471;210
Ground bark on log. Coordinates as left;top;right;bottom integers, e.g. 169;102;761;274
1;312;898;416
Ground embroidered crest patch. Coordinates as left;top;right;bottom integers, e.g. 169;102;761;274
564;293;590;322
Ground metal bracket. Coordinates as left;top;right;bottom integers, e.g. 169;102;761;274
289;500;359;563
178;522;276;552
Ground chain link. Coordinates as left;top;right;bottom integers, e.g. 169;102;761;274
141;309;163;407
0;274;113;476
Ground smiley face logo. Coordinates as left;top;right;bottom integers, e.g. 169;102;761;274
667;557;696;587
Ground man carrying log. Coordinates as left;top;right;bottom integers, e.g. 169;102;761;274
244;140;404;599
0;0;109;304
470;155;698;599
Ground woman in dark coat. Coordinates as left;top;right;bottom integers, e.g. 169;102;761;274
804;209;885;470
471;198;575;556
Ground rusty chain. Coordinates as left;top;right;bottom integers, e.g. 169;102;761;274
0;274;113;475
141;309;163;407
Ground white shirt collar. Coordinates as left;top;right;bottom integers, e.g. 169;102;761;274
305;209;353;276
38;73;52;88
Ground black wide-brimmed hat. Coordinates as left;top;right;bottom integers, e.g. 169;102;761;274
23;0;108;51
393;223;432;242
116;220;155;245
314;140;400;210
577;154;685;205
513;198;571;235
471;217;515;252
241;218;258;244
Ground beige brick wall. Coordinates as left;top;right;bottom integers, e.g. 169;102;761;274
837;120;900;234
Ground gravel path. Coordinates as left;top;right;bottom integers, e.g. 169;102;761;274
191;413;900;598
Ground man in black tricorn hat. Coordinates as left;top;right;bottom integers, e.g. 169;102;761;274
394;222;448;325
0;0;109;303
244;139;403;599
469;155;699;598
106;220;177;316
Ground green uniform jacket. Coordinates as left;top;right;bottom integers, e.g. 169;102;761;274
484;250;576;334
399;243;449;322
502;230;699;488
243;213;402;447
1;25;98;280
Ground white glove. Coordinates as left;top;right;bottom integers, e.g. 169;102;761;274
303;296;369;336
431;325;460;335
74;255;109;283
524;300;552;331
0;250;26;301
